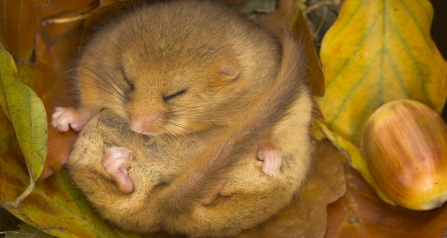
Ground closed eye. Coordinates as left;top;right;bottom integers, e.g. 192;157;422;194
121;67;134;91
163;89;186;102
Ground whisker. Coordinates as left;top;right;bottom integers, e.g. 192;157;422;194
78;67;127;103
167;116;233;122
83;52;128;100
160;126;176;143
165;123;196;148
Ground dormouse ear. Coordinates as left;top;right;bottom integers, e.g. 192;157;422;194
217;49;240;81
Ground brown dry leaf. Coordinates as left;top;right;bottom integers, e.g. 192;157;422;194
238;140;345;237
29;31;82;179
1;0;138;236
17;29;82;179
0;1;40;62
12;0;119;179
292;10;325;97
0;0;98;62
255;0;325;97
326;163;447;238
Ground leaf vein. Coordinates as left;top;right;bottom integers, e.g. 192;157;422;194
326;12;382;89
387;16;432;105
323;0;366;49
396;0;434;53
328;51;382;129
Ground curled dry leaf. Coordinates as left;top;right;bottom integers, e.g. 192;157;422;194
255;0;325;97
0;0;99;62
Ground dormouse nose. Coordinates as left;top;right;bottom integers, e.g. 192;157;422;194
128;109;164;135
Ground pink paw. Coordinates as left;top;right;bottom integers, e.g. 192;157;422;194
257;142;281;177
51;107;91;132
102;147;134;194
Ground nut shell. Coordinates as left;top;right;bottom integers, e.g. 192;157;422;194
362;99;447;210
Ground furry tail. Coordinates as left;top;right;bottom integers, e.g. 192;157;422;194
160;28;309;214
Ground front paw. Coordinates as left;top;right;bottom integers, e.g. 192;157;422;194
257;141;281;177
51;107;91;132
102;147;134;194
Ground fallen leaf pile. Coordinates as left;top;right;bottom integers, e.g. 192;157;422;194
1;0;446;237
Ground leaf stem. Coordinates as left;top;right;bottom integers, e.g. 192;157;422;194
42;13;91;26
10;178;35;208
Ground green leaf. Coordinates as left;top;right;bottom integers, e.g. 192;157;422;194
0;43;47;181
0;154;141;238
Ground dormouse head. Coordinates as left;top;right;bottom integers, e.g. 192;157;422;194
77;1;277;137
119;44;243;136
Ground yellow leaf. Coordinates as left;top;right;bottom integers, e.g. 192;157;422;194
318;0;447;145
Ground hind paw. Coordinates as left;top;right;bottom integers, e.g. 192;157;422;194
102;147;134;194
257;141;281;177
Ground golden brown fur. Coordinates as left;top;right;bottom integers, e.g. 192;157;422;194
64;0;313;237
74;0;281;135
158;29;310;214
